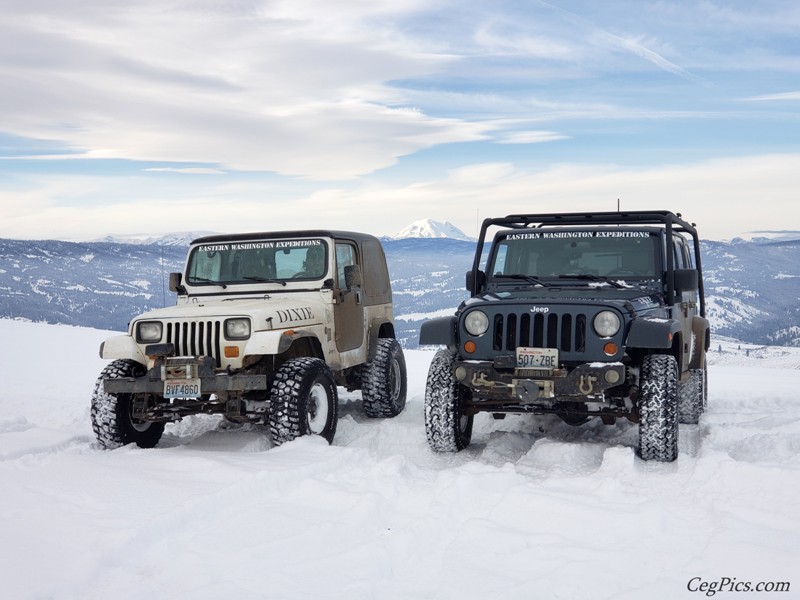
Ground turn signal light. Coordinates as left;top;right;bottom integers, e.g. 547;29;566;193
224;346;240;358
464;341;477;354
603;342;618;356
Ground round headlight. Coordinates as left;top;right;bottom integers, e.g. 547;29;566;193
225;318;251;340
136;321;163;343
464;310;489;336
593;311;621;338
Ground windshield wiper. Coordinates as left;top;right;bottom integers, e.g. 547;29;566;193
242;276;287;286
189;277;227;289
558;274;625;289
495;274;552;287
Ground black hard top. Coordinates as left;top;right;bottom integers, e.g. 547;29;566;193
191;230;381;246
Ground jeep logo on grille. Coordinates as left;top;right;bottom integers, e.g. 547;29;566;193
530;306;550;314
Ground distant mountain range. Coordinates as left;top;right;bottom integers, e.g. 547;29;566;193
91;232;216;246
1;229;799;348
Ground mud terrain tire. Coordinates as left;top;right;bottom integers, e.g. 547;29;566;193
425;349;473;452
269;357;338;445
678;363;706;425
638;354;679;461
91;359;165;449
361;338;407;418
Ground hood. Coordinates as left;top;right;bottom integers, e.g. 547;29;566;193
131;295;327;332
465;288;664;314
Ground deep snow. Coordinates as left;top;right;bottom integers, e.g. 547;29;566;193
1;319;798;599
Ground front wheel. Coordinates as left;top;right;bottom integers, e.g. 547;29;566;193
638;354;679;462
424;350;473;452
361;338;407;418
269;358;338;445
91;359;165;449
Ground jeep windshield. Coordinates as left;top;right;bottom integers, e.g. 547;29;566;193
489;230;660;286
186;238;328;286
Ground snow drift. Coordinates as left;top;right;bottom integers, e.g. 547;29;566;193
0;320;798;599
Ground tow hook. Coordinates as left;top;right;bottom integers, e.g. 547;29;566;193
579;374;598;395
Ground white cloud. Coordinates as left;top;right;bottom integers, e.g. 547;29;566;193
1;0;798;242
742;91;800;102
0;1;485;179
495;130;569;144
144;168;226;175
3;154;799;242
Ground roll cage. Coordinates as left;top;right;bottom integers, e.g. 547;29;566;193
470;211;705;316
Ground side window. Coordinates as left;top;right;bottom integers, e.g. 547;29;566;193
672;239;686;269
335;243;357;288
673;236;693;269
683;240;696;269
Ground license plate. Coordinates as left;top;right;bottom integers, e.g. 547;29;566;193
516;347;558;369
164;379;201;399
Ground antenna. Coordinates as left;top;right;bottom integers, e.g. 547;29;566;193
617;198;620;212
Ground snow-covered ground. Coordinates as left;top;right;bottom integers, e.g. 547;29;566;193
1;319;798;599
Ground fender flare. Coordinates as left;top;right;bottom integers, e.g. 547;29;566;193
244;329;321;357
690;316;711;369
99;335;147;364
626;318;682;350
366;319;396;361
419;316;457;349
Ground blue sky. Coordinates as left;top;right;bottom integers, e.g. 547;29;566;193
1;0;799;241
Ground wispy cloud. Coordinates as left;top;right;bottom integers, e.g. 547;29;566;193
598;33;710;85
1;0;798;242
741;91;800;102
4;153;799;242
144;168;226;175
495;131;569;144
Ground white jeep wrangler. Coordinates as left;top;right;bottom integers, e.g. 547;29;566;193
92;230;407;449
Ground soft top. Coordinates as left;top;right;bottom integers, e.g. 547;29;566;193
191;230;381;246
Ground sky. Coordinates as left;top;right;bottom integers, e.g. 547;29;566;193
1;0;799;242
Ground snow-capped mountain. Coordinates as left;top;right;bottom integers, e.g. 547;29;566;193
392;219;474;241
92;232;216;246
1;235;799;348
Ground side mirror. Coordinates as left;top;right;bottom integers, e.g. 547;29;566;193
344;264;362;291
169;272;186;294
674;268;699;292
466;270;486;293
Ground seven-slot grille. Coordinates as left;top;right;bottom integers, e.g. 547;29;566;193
165;320;223;367
491;311;587;354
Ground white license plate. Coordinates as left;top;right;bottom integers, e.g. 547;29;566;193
164;379;201;399
516;347;558;369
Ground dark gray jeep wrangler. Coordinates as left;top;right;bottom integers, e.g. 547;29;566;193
92;230;406;449
420;211;709;461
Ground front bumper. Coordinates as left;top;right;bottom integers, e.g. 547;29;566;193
453;358;626;403
102;356;268;422
103;373;267;395
103;356;266;396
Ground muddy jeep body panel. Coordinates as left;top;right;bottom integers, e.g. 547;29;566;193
93;230;406;449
